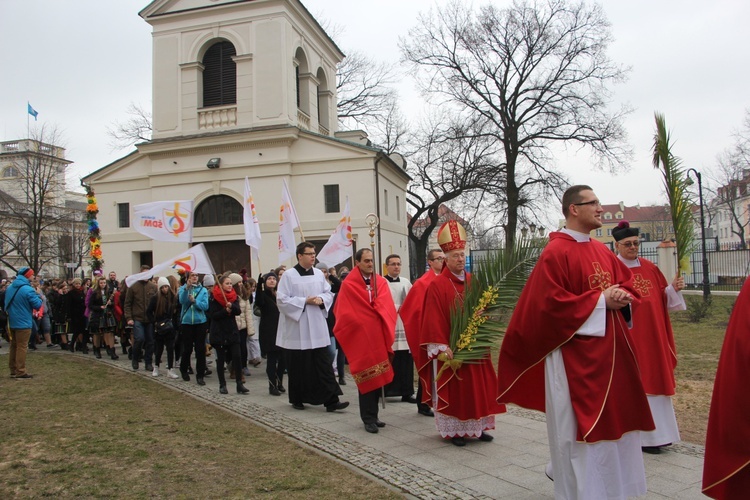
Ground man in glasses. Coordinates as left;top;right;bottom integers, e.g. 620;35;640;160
498;185;654;499
276;241;348;413
400;248;445;417
613;220;685;455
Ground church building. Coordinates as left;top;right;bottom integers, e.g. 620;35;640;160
83;0;410;276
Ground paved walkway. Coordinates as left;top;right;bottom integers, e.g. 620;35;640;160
20;348;706;499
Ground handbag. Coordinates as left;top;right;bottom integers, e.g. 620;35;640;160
155;318;174;333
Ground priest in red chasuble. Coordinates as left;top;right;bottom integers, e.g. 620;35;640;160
400;248;444;417
333;248;397;434
613;220;685;454
703;277;750;499
497;185;654;500
420;221;505;447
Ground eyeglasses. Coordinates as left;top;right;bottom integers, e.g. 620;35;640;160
301;252;316;256
573;200;602;207
619;241;640;248
429;257;445;262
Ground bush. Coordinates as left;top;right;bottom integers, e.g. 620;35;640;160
685;295;713;323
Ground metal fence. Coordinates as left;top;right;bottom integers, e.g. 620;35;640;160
471;240;750;292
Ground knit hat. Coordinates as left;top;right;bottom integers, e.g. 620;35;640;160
228;273;243;285
437;220;467;252
202;274;215;287
157;277;170;289
18;267;34;279
612;221;639;242
263;272;278;281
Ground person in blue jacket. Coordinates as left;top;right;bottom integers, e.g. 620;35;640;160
178;271;210;385
5;267;43;378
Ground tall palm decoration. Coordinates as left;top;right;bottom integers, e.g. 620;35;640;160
652;113;694;273
437;237;542;380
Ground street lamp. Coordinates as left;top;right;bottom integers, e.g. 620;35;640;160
686;168;710;300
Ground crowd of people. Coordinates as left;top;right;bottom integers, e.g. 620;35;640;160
2;184;747;499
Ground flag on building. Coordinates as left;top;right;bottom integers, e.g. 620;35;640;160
27;103;38;121
243;177;262;255
278;179;300;264
125;243;215;287
133;200;194;242
317;196;353;268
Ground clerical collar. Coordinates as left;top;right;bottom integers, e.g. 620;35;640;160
294;264;314;276
617;254;641;268
561;227;591;242
361;272;372;284
385;275;400;283
450;270;465;281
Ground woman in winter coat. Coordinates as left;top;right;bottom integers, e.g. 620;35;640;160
65;278;88;353
147;277;180;379
88;276;118;359
208;273;247;395
49;282;70;350
230;274;254;380
255;272;285;396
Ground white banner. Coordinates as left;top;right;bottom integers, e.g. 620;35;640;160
243;177;262;255
278;179;300;264
133;200;194;242
125;244;216;287
317;197;353;268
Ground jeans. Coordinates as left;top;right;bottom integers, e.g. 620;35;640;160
133;320;154;365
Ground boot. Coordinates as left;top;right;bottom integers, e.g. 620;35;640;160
69;341;76;352
338;375;346;386
94;347;102;359
110;348;119;360
237;383;249;394
277;378;286;393
121;343;128;355
132;341;143;370
269;381;281;396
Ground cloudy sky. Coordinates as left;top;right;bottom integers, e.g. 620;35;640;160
2;0;748;218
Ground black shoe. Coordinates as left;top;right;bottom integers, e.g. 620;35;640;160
127;347;133;360
478;432;494;442
277;383;286;393
121;345;128;355
375;420;386;428
292;403;305;410
196;378;205;386
219;385;228;395
451;437;466;447
418;406;434;417
364;423;379;434
187;367;194;375
132;360;139;371
94;348;102;359
204;369;212;376
401;395;418;404
642;446;663;454
236;384;249;394
181;371;190;381
269;383;281;396
145;363;153;372
338;376;346;386
326;401;350;413
110;351;119;360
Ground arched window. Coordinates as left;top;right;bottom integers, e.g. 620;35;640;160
194;195;242;227
294;47;310;115
202;41;237;107
3;165;20;178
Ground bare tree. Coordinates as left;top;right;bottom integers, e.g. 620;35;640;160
406;115;505;273
106;102;152;151
707;150;750;249
336;51;398;130
401;0;632;248
0;125;84;276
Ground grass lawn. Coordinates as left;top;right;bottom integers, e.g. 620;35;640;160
670;294;736;446
0;355;401;499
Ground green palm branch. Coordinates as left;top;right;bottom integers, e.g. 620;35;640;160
652;113;695;273
447;238;543;365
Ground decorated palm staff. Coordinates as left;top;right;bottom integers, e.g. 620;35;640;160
612;220;686;454
419;221;505;447
333;246;397;434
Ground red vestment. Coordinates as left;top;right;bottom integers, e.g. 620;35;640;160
420;267;505;420
333;267;396;394
400;270;437;394
703;278;750;499
626;258;678;395
497;232;654;442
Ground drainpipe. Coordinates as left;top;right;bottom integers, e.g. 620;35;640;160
374;153;384;273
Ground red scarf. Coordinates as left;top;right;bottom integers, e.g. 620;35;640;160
212;285;237;307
